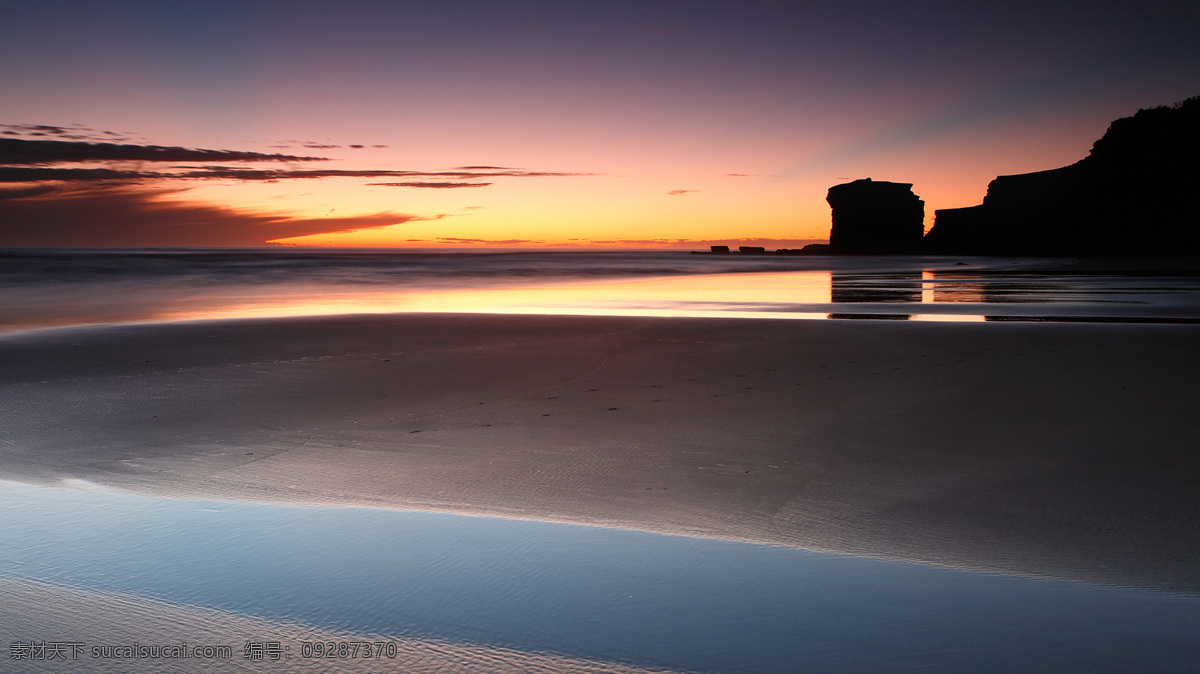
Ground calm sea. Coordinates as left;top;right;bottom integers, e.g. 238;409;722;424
3;248;1200;332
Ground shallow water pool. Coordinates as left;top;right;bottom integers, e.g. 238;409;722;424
1;480;1197;672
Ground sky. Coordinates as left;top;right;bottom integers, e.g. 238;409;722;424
1;0;1198;248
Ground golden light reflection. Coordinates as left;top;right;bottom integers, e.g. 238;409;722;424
924;270;989;303
2;270;1001;335
158;272;837;323
147;271;995;325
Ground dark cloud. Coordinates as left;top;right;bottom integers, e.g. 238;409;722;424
0;184;426;247
0;184;61;201
0;123;145;143
369;181;492;189
0;128;592;246
499;171;584;177
0;135;588;190
301;143;341;149
8;124;60;134
8;124;71;135
588;238;828;249
0;156;589;184
0;167;151;182
667;189;698;195
370;145;388;149
368;168;583;178
0;166;587;184
180;168;584;181
0;138;326;166
348;144;365;149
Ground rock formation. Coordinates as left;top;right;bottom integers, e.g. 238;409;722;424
826;178;925;254
925;96;1200;255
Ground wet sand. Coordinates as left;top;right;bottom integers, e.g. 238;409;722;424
0;578;669;673
2;313;1198;592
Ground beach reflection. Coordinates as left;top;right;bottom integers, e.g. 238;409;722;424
0;272;839;329
831;271;923;303
168;272;837;322
925;270;989;303
4;254;1200;332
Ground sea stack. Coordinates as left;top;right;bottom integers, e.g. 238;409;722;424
826;178;925;254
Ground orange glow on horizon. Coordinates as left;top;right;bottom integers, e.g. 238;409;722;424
0;103;1099;249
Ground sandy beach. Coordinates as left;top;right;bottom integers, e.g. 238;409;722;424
0;577;670;674
2;313;1197;594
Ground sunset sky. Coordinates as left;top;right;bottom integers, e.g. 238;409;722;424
1;0;1198;248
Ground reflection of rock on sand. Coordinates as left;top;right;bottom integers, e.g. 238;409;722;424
830;271;923;304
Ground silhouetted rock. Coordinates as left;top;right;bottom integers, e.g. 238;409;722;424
739;246;766;254
710;245;730;254
923;205;992;255
773;244;833;255
826;178;925;254
926;96;1200;255
797;243;832;254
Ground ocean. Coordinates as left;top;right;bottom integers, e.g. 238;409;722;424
3;248;1200;333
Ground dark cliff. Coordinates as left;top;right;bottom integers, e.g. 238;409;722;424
826;178;925;254
925;96;1200;255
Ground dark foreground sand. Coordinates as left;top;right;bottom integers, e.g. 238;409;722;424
2;314;1198;592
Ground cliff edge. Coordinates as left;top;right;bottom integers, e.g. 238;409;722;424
924;96;1200;255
